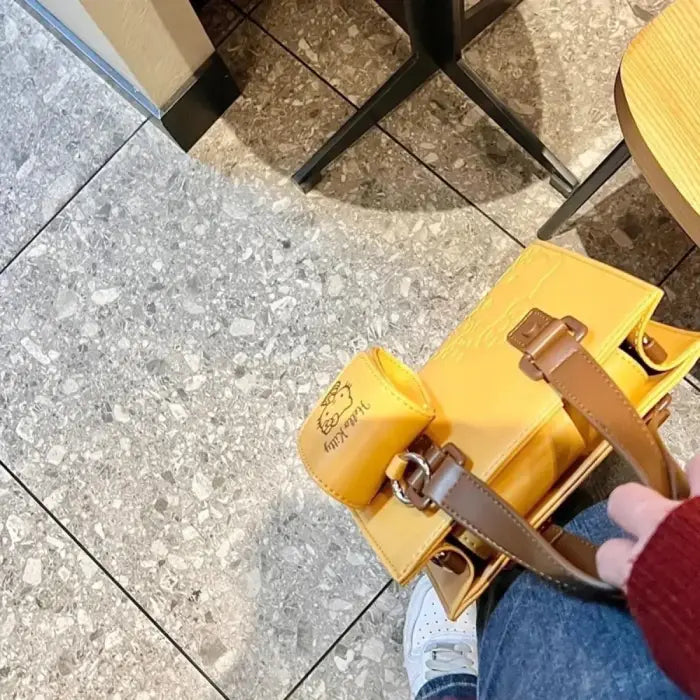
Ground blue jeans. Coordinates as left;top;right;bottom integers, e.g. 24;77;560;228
416;502;686;700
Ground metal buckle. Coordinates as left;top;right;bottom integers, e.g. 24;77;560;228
520;315;588;381
561;315;587;342
391;452;431;507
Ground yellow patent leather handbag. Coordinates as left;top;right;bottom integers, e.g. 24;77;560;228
298;242;700;619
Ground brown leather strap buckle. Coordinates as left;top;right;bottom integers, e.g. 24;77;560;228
391;452;432;508
391;442;467;510
508;309;587;381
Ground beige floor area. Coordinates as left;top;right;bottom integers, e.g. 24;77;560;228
0;0;698;698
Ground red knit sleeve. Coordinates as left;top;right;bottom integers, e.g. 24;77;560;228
627;496;700;698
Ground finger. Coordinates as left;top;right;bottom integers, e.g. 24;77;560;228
596;537;636;589
686;453;700;496
607;482;677;540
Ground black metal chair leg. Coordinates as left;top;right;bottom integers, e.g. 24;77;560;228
461;0;524;45
294;0;578;195
537;141;631;240
293;54;435;191
443;60;579;195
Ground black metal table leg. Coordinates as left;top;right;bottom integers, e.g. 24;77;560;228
537;141;631;240
461;0;524;44
293;54;435;191
442;60;579;195
294;0;579;194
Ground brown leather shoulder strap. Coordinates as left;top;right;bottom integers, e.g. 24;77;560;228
423;454;615;594
508;309;688;499
412;310;688;593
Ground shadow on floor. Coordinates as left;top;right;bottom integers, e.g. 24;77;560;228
217;0;568;213
202;487;394;698
196;3;696;332
564;173;698;379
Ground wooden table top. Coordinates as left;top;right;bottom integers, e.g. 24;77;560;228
617;0;700;245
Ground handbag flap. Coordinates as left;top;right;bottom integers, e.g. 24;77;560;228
419;242;664;483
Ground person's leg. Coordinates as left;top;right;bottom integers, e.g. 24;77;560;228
404;576;478;700
478;501;687;699
415;674;477;700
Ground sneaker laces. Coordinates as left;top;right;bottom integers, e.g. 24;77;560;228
424;642;476;680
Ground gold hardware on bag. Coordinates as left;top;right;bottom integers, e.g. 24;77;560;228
390;452;431;507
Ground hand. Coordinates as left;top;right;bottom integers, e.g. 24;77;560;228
596;453;700;590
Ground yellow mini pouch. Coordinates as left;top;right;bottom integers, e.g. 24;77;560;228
299;243;700;618
299;348;435;508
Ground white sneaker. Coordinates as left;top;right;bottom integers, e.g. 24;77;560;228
403;576;478;699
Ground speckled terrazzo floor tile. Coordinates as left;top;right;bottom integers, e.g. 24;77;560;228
250;0;691;282
657;250;700;332
657;380;700;464
0;81;517;699
0;0;142;268
291;583;410;700
252;0;410;103
0;125;385;698
626;0;674;23
0;474;216;699
198;0;243;47
382;0;693;280
545;163;695;284
687;374;700;392
203;23;520;250
232;0;263;12
382;0;637;208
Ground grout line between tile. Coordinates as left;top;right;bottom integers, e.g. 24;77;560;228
247;0;266;14
0;119;147;279
282;579;393;699
227;0;264;18
685;376;700;393
0;457;231;700
657;245;694;286
206;0;247;49
244;15;526;251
